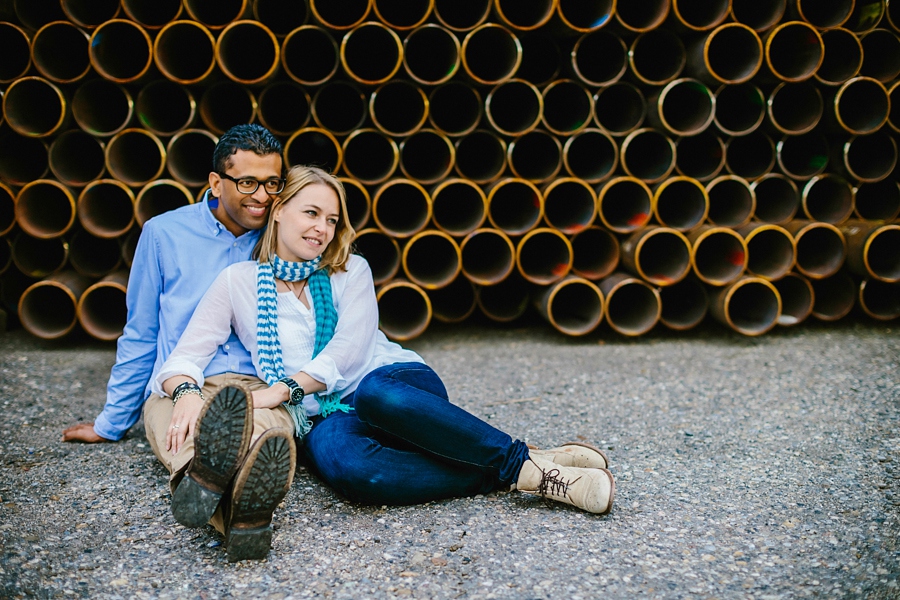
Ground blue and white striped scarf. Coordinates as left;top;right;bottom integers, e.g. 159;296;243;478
257;254;351;439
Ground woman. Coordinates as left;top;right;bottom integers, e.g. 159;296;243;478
156;165;615;554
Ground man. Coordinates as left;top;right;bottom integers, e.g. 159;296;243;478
61;124;296;562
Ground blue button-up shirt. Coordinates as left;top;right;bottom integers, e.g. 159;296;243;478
93;193;260;440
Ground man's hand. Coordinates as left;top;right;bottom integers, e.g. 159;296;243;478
61;423;111;443
252;385;290;410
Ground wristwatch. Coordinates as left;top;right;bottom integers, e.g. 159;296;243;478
277;377;306;406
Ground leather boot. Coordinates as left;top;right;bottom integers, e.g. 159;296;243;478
515;454;614;514
527;441;609;469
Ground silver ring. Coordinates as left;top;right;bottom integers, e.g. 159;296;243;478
172;425;180;429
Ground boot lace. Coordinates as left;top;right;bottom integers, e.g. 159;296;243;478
533;460;581;501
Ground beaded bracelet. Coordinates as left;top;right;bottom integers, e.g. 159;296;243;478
172;382;203;406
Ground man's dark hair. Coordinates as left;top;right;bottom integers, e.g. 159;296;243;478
212;124;284;173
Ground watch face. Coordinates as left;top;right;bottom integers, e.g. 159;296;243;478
290;387;304;405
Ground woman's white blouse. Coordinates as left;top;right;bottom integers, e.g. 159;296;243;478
153;255;424;408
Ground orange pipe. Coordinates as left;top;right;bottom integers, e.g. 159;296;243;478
709;276;781;335
776;131;829;180
341;21;403;85
706;175;755;227
494;0;557;31
433;0;491;31
671;0;731;31
858;279;900;320
599;272;661;336
541;79;594;135
646;78;716;137
516;227;573;285
400;129;456;184
563;128;618;184
376;279;432;341
557;0;616;32
620;226;692;287
454;129;507;183
485;79;543;136
0;125;49;186
751;173;799;225
0;183;15;237
476;271;530;322
653;176;709;232
19;270;92;340
596;176;653;233
816;27;863;86
810;271;856;321
352;228;401;285
216;20;280;85
461;24;522;85
761;20;824;82
253;0;309;36
77;179;136;239
689;225;748;287
675;131;726;182
310;0;372;30
783;220;846;280
620;128;676;184
854;179;900;221
200;81;258;136
737;223;795;281
431;179;487;237
136;79;196;136
373;0;433;30
724;131;775;179
630;28;686;86
342;129;398;185
166;129;218;188
401;230;461;290
372;179;431;238
134;179;194;228
72;79;134;137
120;228;139;268
88;19;154;83
851;6;890;35
67;230;122;278
730;0;786;32
507;130;562;183
570;226;620;281
767;81;824;135
687;23;762;85
460;228;516;286
0;22;32;84
427;275;477;323
282;25;340;86
800;174;855;225
11;233;68;278
772;272;814;326
183;0;250;29
787;0;853;28
658;276;708;331
615;0;670;32
841;221;900;283
3;77;68;138
429;82;483;137
340;178;372;232
535;275;605;337
486;178;543;236
258;81;311;137
120;0;184;28
154;20;217;85
714;83;765;136
572;29;628;86
105;128;166;187
14;1;66;33
31;21;91;84
0;237;10;276
542;178;597;235
15;180;76;239
77;270;129;341
828;76;889;134
285;127;341;174
370;80;428;137
49;130;105;188
592;82;646;135
834;132;898;183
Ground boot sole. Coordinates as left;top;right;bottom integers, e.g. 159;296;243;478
171;384;253;528
226;428;295;562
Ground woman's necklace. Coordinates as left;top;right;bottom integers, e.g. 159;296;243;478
284;278;308;301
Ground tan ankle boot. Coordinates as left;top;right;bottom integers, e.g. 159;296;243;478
515;455;614;514
527;441;608;469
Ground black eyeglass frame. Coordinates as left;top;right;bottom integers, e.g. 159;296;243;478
217;172;286;195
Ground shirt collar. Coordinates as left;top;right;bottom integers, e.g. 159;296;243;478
201;189;265;243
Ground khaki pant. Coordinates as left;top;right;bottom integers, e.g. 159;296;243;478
143;373;295;532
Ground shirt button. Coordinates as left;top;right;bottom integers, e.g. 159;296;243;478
230;365;236;370
233;242;238;247
224;344;230;350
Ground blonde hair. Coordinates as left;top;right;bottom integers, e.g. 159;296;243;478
254;165;355;273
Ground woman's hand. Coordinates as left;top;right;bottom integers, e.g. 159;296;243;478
252;384;290;410
166;392;205;455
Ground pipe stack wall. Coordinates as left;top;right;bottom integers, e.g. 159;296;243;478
1;0;898;340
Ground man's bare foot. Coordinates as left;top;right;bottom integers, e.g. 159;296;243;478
61;422;110;443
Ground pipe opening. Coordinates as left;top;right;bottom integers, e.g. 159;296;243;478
615;0;670;32
340;178;371;231
373;0;432;29
371;81;428;137
725;131;775;179
353;228;401;285
200;81;258;136
217;21;279;84
766;22;823;81
495;0;556;30
342;130;398;185
488;179;543;235
16;181;75;239
743;226;794;280
462;24;521;84
707;176;754;227
19;281;79;339
848;3;888;34
811;272;855;321
341;22;402;85
627;228;692;286
654;79;715;136
659;276;708;330
674;0;731;30
866;227;900;282
507;130;562;183
655;178;709;231
106;129;166;187
802;175;854;224
121;0;183;28
73;80;135;138
377;281;431;341
154;20;216;84
432;180;486;236
573;30;627;86
134;180;194;227
403;232;461;290
794;0;854;29
401;130;455;185
68;230;121;278
0;23;31;83
542;278;604;336
311;0;371;29
427;276;476;323
433;0;491;31
167;129;218;187
78;280;127;340
285;128;341;174
258;82;310;137
855;180;900;221
0;127;48;186
794;224;845;279
0;184;15;236
0;238;10;276
78;180;135;238
517;228;572;285
404;24;460;84
631;29;686;85
429;83;482;137
602;276;660;336
817;28;863;85
714;83;765;136
454;130;507;183
597;177;652;232
516;32;561;86
477;272;530;322
558;0;615;31
542;80;593;134
313;82;367;136
460;229;515;285
835;77;889;134
675;131;726;181
621;129;676;183
136;80;193;136
282;26;339;85
12;234;68;278
776;132;829;179
593;83;646;136
571;227;619;280
486;80;542;136
89;20;153;83
4;78;66;138
373;180;431;238
14;0;66;30
49;130;105;187
859;279;900;320
32;21;91;83
563;129;617;183
120;228;138;268
184;0;248;28
773;273;813;325
752;174;799;224
703;24;763;84
254;0;308;36
717;278;780;335
769;81;823;134
543;179;596;235
692;228;747;286
844;132;898;182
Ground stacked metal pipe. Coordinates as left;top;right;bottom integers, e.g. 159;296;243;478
1;0;898;342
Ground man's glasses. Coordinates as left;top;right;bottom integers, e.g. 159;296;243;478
218;172;286;195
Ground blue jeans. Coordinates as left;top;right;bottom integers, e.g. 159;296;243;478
302;362;530;505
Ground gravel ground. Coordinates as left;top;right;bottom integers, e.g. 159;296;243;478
0;315;898;599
